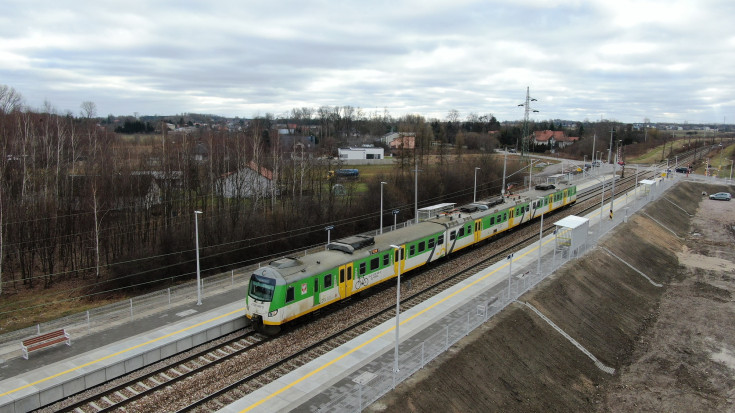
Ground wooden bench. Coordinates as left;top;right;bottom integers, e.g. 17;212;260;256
21;329;71;360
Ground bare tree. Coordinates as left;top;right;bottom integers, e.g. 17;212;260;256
80;101;97;119
0;84;23;114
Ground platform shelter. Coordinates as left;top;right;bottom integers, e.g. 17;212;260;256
553;215;590;261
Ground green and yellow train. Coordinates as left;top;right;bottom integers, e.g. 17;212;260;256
246;183;577;334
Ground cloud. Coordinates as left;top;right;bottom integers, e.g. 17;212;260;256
1;0;733;123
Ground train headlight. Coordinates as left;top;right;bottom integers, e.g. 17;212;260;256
268;310;278;317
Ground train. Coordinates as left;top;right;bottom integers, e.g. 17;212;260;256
245;182;578;334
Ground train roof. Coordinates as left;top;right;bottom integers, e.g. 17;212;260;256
254;182;577;284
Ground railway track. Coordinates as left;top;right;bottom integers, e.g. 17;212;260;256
172;169;657;411
53;330;265;412
44;169;657;413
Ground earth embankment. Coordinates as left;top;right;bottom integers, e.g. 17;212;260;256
368;181;735;412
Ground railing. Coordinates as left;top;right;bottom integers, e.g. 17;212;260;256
314;173;680;412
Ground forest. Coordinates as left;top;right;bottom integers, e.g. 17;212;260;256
0;83;720;319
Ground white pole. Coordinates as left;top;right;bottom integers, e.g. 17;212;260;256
591;133;596;173
380;182;387;234
506;253;513;300
194;210;203;306
414;166;419;224
390;244;402;379
501;153;507;198
599;177;605;240
537;214;543;275
474;167;480;203
610;141;617;220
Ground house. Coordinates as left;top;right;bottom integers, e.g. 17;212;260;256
532;130;579;149
338;146;384;160
217;161;275;198
381;132;400;145
192;142;209;162
389;133;416;152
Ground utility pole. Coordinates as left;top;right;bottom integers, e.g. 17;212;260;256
607;128;615;164
619;140;625;178
591;133;596;172
518;87;538;161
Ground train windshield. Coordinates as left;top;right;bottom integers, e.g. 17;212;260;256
249;274;276;301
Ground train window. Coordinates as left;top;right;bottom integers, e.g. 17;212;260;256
340;268;345;283
428;238;435;249
324;274;332;288
503;213;507;221
490;216;495;225
409;245;416;256
438;235;444;244
314;278;319;293
347;267;352;280
450;230;456;240
359;262;366;275
370;257;379;271
418;241;425;252
458;227;464;237
526;205;530;212
286;286;295;303
383;253;390;266
467;224;472;233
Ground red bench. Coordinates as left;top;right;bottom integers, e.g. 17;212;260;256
21;329;71;360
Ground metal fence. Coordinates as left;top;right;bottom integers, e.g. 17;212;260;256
313;173;680;412
0;266;250;361
0;172;687;366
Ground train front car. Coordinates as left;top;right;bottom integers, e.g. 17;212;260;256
246;266;285;335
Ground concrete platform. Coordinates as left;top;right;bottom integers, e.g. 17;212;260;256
0;295;248;413
221;173;672;412
0;169;670;413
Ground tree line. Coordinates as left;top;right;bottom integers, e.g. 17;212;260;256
0;86;515;303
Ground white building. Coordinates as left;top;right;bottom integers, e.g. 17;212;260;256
217;162;275;198
338;146;384;160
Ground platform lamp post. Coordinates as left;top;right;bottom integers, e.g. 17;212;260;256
473;167;480;202
380;182;387;234
392;209;400;231
325;225;334;249
729;160;733;183
501;153;507;198
414;166;420;224
194;210;203;306
610;140;618;220
390;244;403;385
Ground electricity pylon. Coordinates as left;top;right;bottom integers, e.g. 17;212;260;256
517;86;538;161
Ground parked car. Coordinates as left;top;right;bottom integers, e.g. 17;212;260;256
709;192;732;201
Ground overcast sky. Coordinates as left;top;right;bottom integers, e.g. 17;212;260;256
2;0;733;124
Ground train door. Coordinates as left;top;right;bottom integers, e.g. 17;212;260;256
474;219;482;243
393;245;405;279
563;189;568;204
338;266;346;298
338;263;354;298
508;208;515;227
345;263;354;296
313;277;320;306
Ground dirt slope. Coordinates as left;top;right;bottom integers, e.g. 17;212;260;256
368;182;735;413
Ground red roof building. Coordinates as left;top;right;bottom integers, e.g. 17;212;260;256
532;130;578;148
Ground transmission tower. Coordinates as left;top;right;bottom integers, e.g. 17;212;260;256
517;86;538;161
